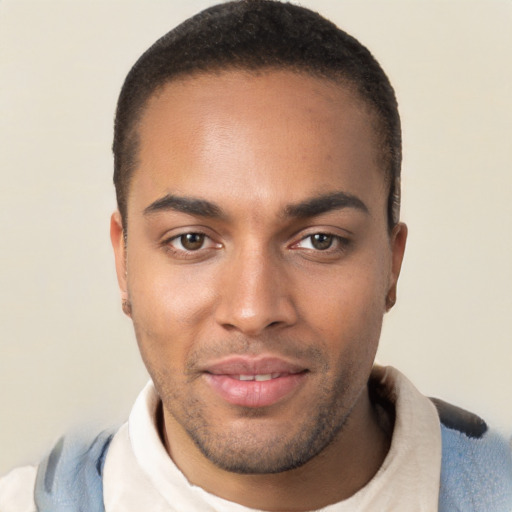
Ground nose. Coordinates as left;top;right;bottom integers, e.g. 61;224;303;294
215;244;298;336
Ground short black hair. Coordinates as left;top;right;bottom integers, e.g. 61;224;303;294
113;0;401;228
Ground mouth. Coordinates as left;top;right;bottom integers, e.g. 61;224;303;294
233;373;287;381
202;356;309;408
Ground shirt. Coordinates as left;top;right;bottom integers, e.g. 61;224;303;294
0;366;442;511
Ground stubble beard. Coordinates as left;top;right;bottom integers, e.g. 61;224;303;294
158;364;361;475
134;312;378;476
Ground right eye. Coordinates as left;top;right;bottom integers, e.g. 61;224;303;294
163;231;222;260
170;233;207;251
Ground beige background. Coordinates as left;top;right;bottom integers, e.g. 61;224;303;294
1;0;511;475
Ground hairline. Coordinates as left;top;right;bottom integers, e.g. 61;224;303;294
120;65;393;231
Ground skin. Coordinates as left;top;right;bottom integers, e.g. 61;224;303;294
111;70;407;511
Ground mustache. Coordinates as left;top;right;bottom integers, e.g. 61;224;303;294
185;334;329;372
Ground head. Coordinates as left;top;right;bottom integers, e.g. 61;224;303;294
110;0;407;480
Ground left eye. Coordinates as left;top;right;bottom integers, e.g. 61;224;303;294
296;233;339;251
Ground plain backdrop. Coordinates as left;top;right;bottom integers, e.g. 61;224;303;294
1;0;511;475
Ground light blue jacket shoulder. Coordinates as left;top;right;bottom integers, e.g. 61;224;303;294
34;430;113;512
433;398;512;511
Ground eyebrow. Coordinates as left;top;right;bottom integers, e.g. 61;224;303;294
284;191;369;218
143;190;368;220
143;194;223;218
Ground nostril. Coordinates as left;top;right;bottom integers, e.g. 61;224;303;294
221;323;238;332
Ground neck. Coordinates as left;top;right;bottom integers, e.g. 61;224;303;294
161;386;391;511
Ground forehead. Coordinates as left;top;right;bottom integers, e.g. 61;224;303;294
130;70;387;220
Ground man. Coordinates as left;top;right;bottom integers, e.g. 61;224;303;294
1;1;511;511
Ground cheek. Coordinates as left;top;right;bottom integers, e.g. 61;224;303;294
301;258;389;353
127;251;219;356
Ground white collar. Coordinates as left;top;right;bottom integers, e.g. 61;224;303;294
103;366;441;511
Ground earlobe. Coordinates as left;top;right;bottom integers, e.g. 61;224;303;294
110;211;131;317
386;222;408;312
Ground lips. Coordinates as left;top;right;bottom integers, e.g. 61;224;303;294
202;356;308;408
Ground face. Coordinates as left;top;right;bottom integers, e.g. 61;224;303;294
111;70;406;474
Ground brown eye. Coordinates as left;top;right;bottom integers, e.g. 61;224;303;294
310;233;334;250
179;233;205;250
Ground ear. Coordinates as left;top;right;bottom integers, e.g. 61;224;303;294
386;222;408;311
110;211;131;317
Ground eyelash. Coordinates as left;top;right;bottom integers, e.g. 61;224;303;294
163;232;220;257
161;231;351;259
291;233;351;254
